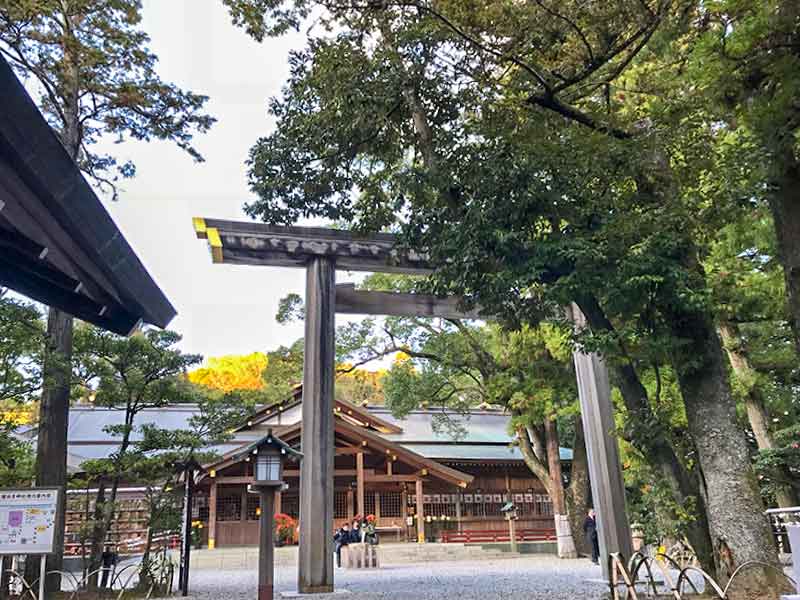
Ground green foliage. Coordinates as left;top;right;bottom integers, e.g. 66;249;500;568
754;424;800;501
0;420;34;486
0;0;215;191
71;326;203;484
73;327;202;412
260;340;304;404
0;291;43;402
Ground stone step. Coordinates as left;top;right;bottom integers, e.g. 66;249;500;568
181;543;529;570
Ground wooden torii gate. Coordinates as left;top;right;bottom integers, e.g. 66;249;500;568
193;218;632;591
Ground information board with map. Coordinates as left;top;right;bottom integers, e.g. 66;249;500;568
0;488;60;555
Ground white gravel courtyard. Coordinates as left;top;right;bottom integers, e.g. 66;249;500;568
178;556;608;600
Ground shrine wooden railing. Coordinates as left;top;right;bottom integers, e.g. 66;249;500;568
440;528;556;544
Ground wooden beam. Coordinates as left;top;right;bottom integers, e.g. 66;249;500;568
215;476;253;484
365;474;420;483
193;218;432;274
335;284;481;319
335;446;363;456
285;469;365;477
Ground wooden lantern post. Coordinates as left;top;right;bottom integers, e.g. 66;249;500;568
501;502;519;554
249;431;302;600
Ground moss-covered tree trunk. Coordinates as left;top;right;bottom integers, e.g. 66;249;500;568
566;416;590;557
719;321;800;508
669;306;779;594
770;152;800;358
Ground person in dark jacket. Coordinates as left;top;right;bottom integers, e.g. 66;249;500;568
349;519;362;544
334;524;351;568
100;545;118;588
583;508;600;564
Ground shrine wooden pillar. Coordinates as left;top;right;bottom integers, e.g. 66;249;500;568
356;452;365;517
298;257;336;594
208;481;217;550
455;490;462;532
415;480;425;543
571;304;633;582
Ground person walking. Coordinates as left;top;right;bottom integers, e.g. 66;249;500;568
334;523;351;568
583;508;600;564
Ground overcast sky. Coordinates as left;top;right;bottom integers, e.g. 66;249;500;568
90;0;366;363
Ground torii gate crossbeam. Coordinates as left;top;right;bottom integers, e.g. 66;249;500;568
193;218;631;592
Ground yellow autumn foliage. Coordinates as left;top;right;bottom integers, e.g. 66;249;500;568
188;352;268;392
0;401;37;426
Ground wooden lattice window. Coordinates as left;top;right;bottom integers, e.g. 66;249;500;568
379;492;401;518
217;494;242;521
334;491;348;519
282;492;299;519
192;493;209;521
246;495;260;520
534;494;553;516
364;492;376;517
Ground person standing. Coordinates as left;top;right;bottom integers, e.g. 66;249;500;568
583;508;600;564
100;545;118;588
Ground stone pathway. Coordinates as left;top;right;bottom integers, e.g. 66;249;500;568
173;556;609;600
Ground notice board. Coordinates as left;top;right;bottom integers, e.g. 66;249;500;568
0;488;60;555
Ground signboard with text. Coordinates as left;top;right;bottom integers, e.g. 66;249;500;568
0;488;60;555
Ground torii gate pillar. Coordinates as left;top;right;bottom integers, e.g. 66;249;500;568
298;257;336;594
571;305;633;582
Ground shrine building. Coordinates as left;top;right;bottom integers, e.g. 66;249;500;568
58;392;569;550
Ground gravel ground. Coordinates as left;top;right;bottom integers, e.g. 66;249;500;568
174;556;610;600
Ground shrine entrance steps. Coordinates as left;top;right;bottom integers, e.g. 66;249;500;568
180;543;528;570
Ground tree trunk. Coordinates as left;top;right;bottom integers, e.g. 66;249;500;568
88;480;107;589
516;425;553;497
544;419;577;558
26;308;73;593
769;151;800;358
669;306;779;593
718;321;800;508
29;21;82;592
139;524;154;590
566;416;590;557
576;294;716;573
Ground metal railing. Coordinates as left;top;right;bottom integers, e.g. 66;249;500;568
1;555;175;600
609;551;795;599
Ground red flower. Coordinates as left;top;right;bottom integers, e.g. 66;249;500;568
366;514;376;523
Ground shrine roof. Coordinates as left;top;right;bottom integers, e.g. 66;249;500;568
398;443;573;462
0;56;175;334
